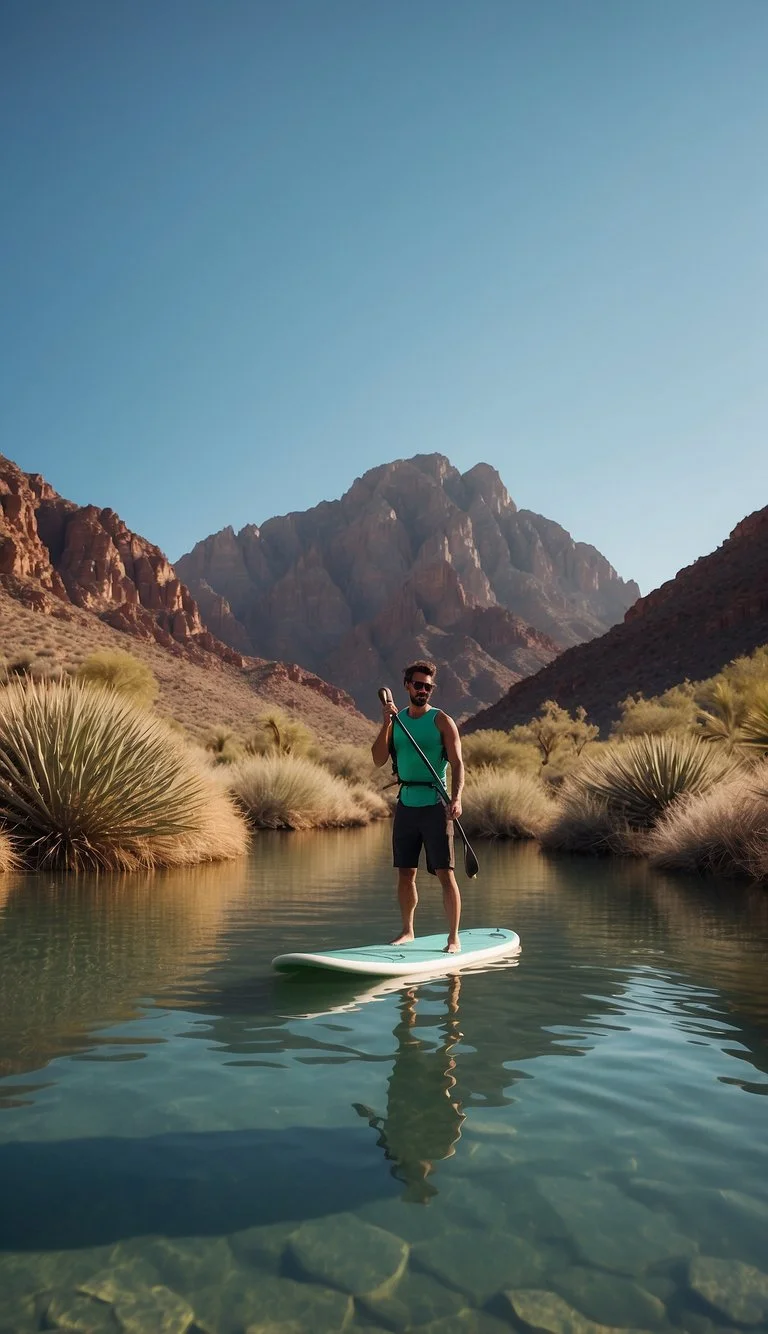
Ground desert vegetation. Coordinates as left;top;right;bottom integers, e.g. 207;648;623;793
460;646;768;883
227;753;388;831
0;679;247;872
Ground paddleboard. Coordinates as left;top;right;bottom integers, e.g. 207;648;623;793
272;927;520;978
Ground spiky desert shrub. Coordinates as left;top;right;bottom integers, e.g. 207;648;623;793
561;733;738;832
77;649;158;706
0;829;18;874
227;754;376;830
741;686;768;755
245;710;316;758
204;727;244;765
647;769;768;881
0;680;248;870
461;769;557;840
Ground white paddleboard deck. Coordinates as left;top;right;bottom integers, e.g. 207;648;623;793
272;927;520;978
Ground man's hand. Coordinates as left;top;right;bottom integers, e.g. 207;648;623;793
447;798;462;821
381;698;398;724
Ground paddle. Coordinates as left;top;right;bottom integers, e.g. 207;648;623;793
378;686;479;879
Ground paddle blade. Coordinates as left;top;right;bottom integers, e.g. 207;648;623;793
464;844;479;879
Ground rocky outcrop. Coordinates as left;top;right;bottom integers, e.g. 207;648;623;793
177;454;639;718
466;505;768;734
0;456;239;668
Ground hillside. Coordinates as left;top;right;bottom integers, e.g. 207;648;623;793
0;455;374;746
465;506;768;734
177;453;639;719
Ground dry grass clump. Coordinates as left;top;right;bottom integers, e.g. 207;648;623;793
316;743;379;784
227;754;380;830
461;769;557;840
0;829;19;874
0;680;248;871
77;649;158;706
647;768;768;882
540;794;641;857
462;731;540;774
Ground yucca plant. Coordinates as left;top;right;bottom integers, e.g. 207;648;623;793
0;680;248;870
562;733;738;831
695;680;748;751
462;769;557;840
741;686;768;755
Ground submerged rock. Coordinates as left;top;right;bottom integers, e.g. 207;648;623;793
113;1284;194;1334
537;1176;695;1275
503;1287;654;1334
359;1267;469;1329
688;1256;768;1325
45;1291;118;1332
550;1266;668;1328
414;1230;545;1304
288;1213;408;1299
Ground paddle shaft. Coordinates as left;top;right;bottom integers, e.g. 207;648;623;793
378;687;479;878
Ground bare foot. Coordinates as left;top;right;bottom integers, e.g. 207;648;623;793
391;931;415;946
444;938;461;954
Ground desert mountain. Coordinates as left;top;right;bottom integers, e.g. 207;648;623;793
466;505;768;734
177;454;639;719
0;455;373;744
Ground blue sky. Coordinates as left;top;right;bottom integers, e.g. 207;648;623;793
2;1;766;595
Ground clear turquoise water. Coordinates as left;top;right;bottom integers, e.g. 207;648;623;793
1;826;767;1333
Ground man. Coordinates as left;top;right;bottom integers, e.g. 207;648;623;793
372;661;464;953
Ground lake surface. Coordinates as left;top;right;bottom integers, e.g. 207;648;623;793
1;825;767;1334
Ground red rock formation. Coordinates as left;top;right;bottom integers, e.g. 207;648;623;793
177;453;639;718
466;506;768;734
0;455;245;667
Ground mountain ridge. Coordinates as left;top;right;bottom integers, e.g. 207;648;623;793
177;453;640;719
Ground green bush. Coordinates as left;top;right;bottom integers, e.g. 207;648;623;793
461;731;540;773
77;649;158;706
0;680;248;871
461;769;557;840
227;754;378;830
511;700;599;766
561;733;738;831
611;685;697;738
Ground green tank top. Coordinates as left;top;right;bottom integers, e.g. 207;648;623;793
393;707;448;807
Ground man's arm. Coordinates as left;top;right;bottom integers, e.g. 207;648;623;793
372;698;397;767
437;712;464;819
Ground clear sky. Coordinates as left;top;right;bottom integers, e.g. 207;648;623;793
2;1;766;595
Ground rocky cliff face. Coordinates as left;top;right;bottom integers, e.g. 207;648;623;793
0;455;248;666
466;505;768;734
177;454;639;720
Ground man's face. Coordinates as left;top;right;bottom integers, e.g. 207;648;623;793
407;675;434;704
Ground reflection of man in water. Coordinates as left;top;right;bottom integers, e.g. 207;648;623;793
354;974;466;1203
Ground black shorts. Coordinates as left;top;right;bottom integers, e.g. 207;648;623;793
392;800;454;874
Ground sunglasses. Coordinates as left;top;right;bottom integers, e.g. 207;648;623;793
408;680;433;693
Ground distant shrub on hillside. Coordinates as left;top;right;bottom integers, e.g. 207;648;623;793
245;710;316;758
612;685;697;739
204;727;244;765
461;731;540;773
316;743;379;785
77;649;158;707
510;700;599;767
